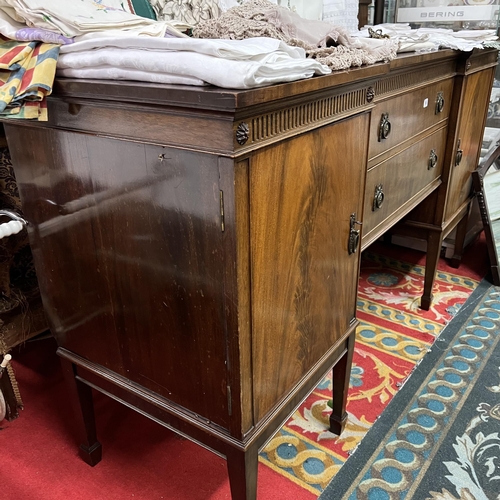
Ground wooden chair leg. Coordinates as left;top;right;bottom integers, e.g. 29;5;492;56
59;357;102;466
226;444;259;500
421;231;444;311
329;331;355;436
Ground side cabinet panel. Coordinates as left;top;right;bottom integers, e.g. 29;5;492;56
249;114;369;422
445;68;495;220
6;126;231;428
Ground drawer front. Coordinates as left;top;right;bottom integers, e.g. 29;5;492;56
368;78;453;162
363;126;448;241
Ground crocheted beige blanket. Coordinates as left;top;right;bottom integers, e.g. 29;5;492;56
193;0;398;71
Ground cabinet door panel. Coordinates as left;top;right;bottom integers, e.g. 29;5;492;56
7;126;231;428
445;68;495;219
249;114;369;422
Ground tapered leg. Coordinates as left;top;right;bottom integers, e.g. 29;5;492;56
421;230;444;311
449;210;470;269
226;445;258;500
329;331;355;436
60;357;102;466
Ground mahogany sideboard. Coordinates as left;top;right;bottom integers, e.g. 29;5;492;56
1;48;496;499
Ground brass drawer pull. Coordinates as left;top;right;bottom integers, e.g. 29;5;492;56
455;139;463;166
348;213;362;255
373;184;384;211
378;113;391;141
428;149;438;169
435;92;445;114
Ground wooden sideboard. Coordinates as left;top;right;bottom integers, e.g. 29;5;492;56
1;48;496;499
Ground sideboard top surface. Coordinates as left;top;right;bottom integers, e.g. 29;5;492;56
51;49;465;111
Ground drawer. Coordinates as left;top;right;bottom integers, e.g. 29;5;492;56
368;78;454;164
363;126;448;244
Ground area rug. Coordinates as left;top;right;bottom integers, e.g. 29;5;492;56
319;279;500;500
260;237;489;496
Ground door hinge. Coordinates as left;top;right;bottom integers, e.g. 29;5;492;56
220;190;225;232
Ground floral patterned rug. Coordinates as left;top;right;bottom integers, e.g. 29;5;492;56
320;279;500;500
258;237;489;497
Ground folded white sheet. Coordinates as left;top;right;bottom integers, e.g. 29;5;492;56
60;36;307;61
57;44;331;89
57;66;206;86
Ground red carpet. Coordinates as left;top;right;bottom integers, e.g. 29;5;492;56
2;336;315;500
0;235;489;499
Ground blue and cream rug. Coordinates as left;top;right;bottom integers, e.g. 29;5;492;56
320;279;500;500
258;238;487;498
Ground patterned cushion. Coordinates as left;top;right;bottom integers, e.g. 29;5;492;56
149;0;221;25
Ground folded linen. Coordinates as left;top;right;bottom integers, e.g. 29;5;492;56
0;9;73;44
60;35;306;61
356;24;499;52
57;44;331;89
57;66;207;86
0;39;59;120
0;0;187;37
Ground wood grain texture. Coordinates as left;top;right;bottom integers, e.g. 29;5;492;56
445;68;495;220
6;125;232;428
396;56;496;229
373;60;455;100
368;78;453;164
249;114;369;422
363;126;448;242
46;98;236;155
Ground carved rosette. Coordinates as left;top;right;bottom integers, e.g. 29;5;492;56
366;87;375;103
236;122;249;145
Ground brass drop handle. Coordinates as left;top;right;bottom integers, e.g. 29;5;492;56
373;184;384;211
348;213;362;255
455;139;463;166
428;149;438;169
435;92;445;114
378;113;391;141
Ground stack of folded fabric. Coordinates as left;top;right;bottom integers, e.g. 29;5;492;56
0;0;187;37
0;0;191;121
356;23;500;53
2;0;497;119
0;38;59;120
55;0;400;88
56;36;332;88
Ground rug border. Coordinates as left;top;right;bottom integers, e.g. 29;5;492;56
319;278;494;500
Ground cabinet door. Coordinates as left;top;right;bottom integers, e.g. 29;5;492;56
6;126;232;428
249;114;369;422
445;68;495;220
